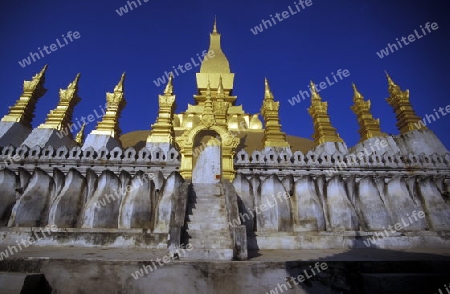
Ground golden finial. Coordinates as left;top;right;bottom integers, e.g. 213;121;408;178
201;79;215;127
68;73;81;89
114;72;126;92
212;75;229;125
38;73;81;132
385;71;396;89
310;80;321;101
385;72;425;133
1;65;48;127
264;77;274;100
206;78;212;97
91;73;127;139
308;83;343;145
33;64;48;80
217;75;225;99
213;16;218;34
260;78;289;148
164;73;174;95
351;83;385;142
75;123;86;144
205;78;214;105
205;88;213;105
352;83;364;103
146;71;176;145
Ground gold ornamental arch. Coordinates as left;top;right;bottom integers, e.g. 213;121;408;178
177;124;240;181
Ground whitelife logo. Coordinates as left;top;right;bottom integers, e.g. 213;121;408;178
376;22;438;59
250;0;313;35
18;31;81;68
115;0;149;16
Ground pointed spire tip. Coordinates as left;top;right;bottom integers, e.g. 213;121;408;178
385;71;396;87
68;73;81;89
114;72;126;92
264;77;274;99
34;64;48;79
164;72;174;95
215;75;225;97
213;16;218;33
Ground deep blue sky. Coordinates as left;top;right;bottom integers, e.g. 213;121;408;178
1;0;449;149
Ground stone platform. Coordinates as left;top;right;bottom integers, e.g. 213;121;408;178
1;246;450;293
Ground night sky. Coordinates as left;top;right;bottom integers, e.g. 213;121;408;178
1;0;449;149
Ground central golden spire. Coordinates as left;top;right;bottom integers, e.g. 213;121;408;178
196;18;235;104
200;17;230;74
213;15;218;34
174;19;262;133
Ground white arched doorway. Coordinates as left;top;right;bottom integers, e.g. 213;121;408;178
192;130;222;183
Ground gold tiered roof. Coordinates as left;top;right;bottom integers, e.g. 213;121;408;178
146;74;176;145
351;83;386;142
1;65;48;128
385;72;426;134
260;78;290;148
38;73;81;135
307;81;343;145
91;73;127;139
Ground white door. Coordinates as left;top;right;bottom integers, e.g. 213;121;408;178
192;135;221;183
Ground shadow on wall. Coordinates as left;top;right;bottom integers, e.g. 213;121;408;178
236;195;261;259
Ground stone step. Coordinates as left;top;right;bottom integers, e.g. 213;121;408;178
187;222;229;230
187;232;231;237
187;228;230;234
191;188;223;194
187;197;225;205
188;205;225;213
187;229;230;236
188;197;225;205
187;238;233;247
193;183;222;190
181;249;234;261
190;195;224;200
194;193;223;198
188;238;233;249
194;188;223;197
187;215;228;223
188;205;224;211
188;211;225;218
187;201;225;208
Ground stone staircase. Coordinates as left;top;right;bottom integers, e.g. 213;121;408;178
183;183;234;260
